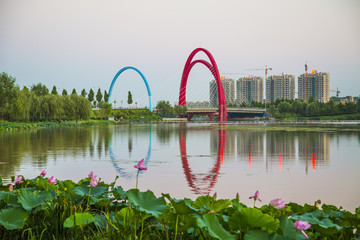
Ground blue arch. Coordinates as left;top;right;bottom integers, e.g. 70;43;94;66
108;66;152;112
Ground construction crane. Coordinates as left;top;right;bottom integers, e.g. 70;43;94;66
330;87;340;97
305;62;308;102
245;65;272;110
245;65;272;80
220;72;246;79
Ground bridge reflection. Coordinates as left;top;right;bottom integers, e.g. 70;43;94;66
109;125;152;179
179;124;227;195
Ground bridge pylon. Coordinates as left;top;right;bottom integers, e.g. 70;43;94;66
178;48;227;122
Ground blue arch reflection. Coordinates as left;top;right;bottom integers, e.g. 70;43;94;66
109;125;153;179
108;66;152;112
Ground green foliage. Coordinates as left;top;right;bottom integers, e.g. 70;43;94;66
30;83;49;96
100;102;112;119
104;90;109;103
81;89;87;97
266;98;360;119
64;213;95;228
0;72;17;120
71;88;77;95
0;207;28;230
127;91;133;105
156;100;174;115
197;213;235;240
62;89;68;96
96;88;103;105
88;88;94;102
174;104;188;115
0;174;358;239
51;85;58;95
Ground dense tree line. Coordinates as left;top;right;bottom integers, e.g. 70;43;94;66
267;98;360;118
155;100;188;116
0;72;94;122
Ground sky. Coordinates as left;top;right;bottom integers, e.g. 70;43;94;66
1;0;359;107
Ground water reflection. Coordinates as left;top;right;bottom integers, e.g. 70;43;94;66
298;132;330;174
1;123;359;211
179;124;227;195
109;125;152;179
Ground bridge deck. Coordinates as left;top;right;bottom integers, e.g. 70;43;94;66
186;107;265;113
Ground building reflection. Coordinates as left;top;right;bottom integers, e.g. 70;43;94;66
236;131;264;167
298;132;330;174
179;125;227;195
266;131;296;171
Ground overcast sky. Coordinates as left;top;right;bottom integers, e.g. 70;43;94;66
1;0;359;106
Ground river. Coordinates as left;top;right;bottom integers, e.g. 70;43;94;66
1;122;359;211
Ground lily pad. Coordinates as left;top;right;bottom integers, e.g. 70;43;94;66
64;212;95;228
126;189;168;218
197;213;235;240
0;207;28;230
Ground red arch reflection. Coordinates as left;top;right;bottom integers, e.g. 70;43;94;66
179;127;227;195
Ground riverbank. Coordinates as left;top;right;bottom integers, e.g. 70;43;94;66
0;120;111;132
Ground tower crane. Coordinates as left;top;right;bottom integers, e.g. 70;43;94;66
330;87;340;97
305;62;308;101
245;65;272;110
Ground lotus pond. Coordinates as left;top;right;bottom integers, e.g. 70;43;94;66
0;172;359;239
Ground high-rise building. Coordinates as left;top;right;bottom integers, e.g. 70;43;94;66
298;71;330;102
236;76;263;104
266;74;295;102
209;78;235;106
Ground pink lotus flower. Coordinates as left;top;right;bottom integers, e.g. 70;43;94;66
9;184;13;191
89;176;100;187
269;198;286;209
14;175;23;185
48;176;57;184
88;171;95;178
294;220;311;239
40;170;47;177
134;159;147;171
249;190;261;202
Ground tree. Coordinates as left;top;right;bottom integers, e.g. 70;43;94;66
100;102;112;119
104;90;109;103
0;72;16;120
174;104;188;115
127;91;133;105
51;86;58;95
156;100;173;115
31;83;49;96
71;88;77;95
71;95;91;122
62;89;68;96
81;89;87;97
88;89;94;102
96;88;103;105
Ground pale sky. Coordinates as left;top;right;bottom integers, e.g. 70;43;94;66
1;0;359;107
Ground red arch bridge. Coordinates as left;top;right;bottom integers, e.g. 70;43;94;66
178;48;265;121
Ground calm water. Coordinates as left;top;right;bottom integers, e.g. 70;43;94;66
1;122;359;211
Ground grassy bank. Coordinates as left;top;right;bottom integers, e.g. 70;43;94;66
0;120;109;132
274;113;360;121
0;173;359;239
91;108;162;122
0;109;162;131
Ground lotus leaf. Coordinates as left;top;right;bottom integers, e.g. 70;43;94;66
0;207;28;230
126;189;168;218
197;213;235;240
64;212;95;228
